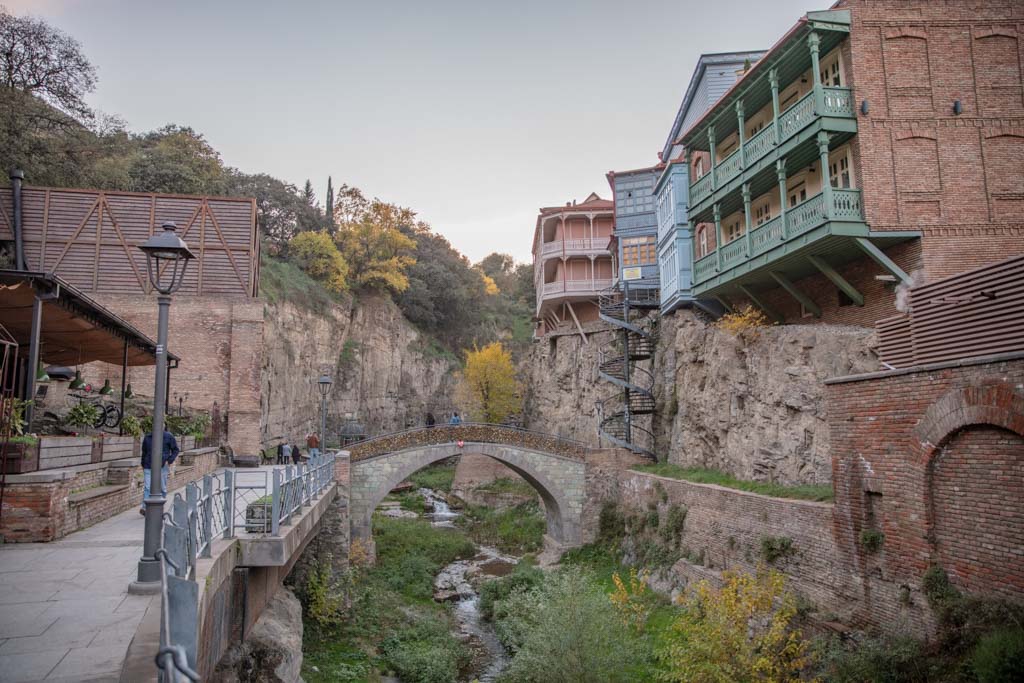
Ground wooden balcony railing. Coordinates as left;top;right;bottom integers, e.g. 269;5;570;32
689;86;855;207
539;237;608;256
541;278;614;296
692;188;863;285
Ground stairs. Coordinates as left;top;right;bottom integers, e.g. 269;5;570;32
596;282;660;459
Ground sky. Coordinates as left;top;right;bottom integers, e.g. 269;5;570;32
11;0;825;263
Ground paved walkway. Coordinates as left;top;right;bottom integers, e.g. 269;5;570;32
0;467;276;682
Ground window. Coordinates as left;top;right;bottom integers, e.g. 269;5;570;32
622;235;656;266
698;226;709;258
754;199;772;226
694;157;705;178
788;180;807;208
829;149;853;189
820;52;842;87
748;119;766;138
724;218;743;243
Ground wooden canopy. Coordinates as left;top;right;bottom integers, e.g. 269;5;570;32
0;271;178;367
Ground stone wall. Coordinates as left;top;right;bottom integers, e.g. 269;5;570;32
261;293;455;451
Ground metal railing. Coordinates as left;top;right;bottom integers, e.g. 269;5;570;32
347;422;591;461
152;453;337;680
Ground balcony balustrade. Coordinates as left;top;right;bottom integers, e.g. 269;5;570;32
688;86;855;208
693;188;862;287
541;278;614;296
539;237;609;257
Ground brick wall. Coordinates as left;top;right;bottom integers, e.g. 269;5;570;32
85;295;264;455
827;354;1024;619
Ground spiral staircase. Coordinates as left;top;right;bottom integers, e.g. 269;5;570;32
597;282;659;458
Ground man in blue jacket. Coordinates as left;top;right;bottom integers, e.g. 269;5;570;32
139;428;180;515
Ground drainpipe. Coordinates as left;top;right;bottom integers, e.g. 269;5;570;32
10;170;26;271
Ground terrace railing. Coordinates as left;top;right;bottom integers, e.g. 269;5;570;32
346;423;591;462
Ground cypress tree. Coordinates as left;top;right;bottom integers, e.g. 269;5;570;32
326;176;335;233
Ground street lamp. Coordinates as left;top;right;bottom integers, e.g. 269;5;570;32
131;221;195;593
317;373;332;451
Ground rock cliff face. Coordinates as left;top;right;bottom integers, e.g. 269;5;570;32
261;293;456;449
522;310;878;486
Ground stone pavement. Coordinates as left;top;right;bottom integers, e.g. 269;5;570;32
0;467;275;683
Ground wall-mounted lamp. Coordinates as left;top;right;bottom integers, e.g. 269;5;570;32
860;100;870;116
953;99;963;115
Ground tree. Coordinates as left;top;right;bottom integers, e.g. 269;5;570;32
335;200;417;293
657;568;813;683
227;172;321;247
459;342;519;423
325;176;335;233
125;125;227;195
288;231;348;293
302;179;316;207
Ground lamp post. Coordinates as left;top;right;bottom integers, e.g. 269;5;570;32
317;373;332;450
131;222;195;592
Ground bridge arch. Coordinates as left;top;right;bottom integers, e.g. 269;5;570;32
348;426;590;555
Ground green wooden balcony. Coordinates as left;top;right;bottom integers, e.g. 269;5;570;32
689;86;855;208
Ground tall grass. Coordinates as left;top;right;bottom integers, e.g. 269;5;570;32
633;462;834;502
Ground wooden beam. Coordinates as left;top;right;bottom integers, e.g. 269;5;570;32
808;255;863;306
769;271;821;318
565;301;588;344
737;284;784;323
854;237;911;284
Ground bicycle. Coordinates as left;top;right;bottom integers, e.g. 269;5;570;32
65;389;122;430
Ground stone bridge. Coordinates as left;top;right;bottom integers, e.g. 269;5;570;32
347;424;600;554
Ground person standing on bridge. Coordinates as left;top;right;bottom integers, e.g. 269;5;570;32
306;432;320;458
281;441;292;465
139;427;179;515
449;411;462;425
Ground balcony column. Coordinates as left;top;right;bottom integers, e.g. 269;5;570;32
736;100;746;169
707;127;717;191
588;213;594;248
776;159;788;240
808;32;824;114
689;218;698;262
741;183;753;256
769;68;781;145
713;203;722;271
817;131;833;217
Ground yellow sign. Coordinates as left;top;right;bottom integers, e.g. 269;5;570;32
622;267;642;281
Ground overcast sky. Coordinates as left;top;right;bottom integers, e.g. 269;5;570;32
12;0;825;263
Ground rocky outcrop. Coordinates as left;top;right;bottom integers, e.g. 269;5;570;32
261;293;456;450
212;587;304;683
521;326;617;445
522;309;878;486
652;310;877;485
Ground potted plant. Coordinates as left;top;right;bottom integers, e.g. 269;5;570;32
1;399;40;473
245;495;273;533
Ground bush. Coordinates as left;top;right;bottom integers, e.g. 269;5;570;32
303;558;346;626
380;618;468;683
658;503;687;548
859;528;885;553
813;633;932;683
971;627;1024;682
407;461;456;492
64;401;100;429
760;535;794;563
597;501;626;546
289;230;348;293
457;501;545;554
479;560;544;621
495;566;647;682
120;414;142;437
714;304;773;338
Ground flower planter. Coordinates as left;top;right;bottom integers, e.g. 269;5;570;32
245;497;273;533
1;442;40;473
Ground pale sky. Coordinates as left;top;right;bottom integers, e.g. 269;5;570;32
11;0;825;263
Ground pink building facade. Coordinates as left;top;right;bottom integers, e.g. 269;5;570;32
532;193;615;337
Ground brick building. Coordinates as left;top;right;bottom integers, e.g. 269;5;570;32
676;0;1024;325
0;184;265;456
532;193;615;337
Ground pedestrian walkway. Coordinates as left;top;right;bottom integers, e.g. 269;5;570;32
0;466;275;683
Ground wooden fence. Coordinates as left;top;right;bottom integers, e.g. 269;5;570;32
877;254;1024;367
0;186;259;297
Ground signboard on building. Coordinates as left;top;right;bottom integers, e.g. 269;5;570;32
622;267;643;281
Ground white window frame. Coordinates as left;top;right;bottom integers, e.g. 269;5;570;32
829;146;854;190
819;49;844;87
753;197;773;226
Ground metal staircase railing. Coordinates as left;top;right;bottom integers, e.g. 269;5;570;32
596;282;659;458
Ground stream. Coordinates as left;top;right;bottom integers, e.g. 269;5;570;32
423;488;517;682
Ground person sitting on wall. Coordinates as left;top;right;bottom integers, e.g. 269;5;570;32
449;411;462;425
426;412;436;428
139;427;180;516
306;432;320;458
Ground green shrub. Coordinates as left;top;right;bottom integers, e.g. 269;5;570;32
479;560;544;621
597;501;625;545
64;401;100;429
645;509;660;530
658;503;687;548
380;618;468;683
457;501;545;554
859;528;885;553
760;535;794;563
120;414;142;437
407;461;456;492
303;558;346;626
971;627;1024;682
813;633;933;682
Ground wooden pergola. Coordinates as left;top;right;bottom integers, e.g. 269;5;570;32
0;270;180;426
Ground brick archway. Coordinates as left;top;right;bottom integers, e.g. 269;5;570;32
912;383;1024;461
349;442;587;554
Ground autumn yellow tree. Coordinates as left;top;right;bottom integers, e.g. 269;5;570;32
458;342;520;423
288;230;348;293
657;568;815;683
334;198;417;293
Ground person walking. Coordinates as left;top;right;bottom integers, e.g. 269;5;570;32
426;412;436;428
291;443;302;465
306;432;320;458
276;442;285;465
449;411;462;425
139;427;180;515
281;441;292;465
